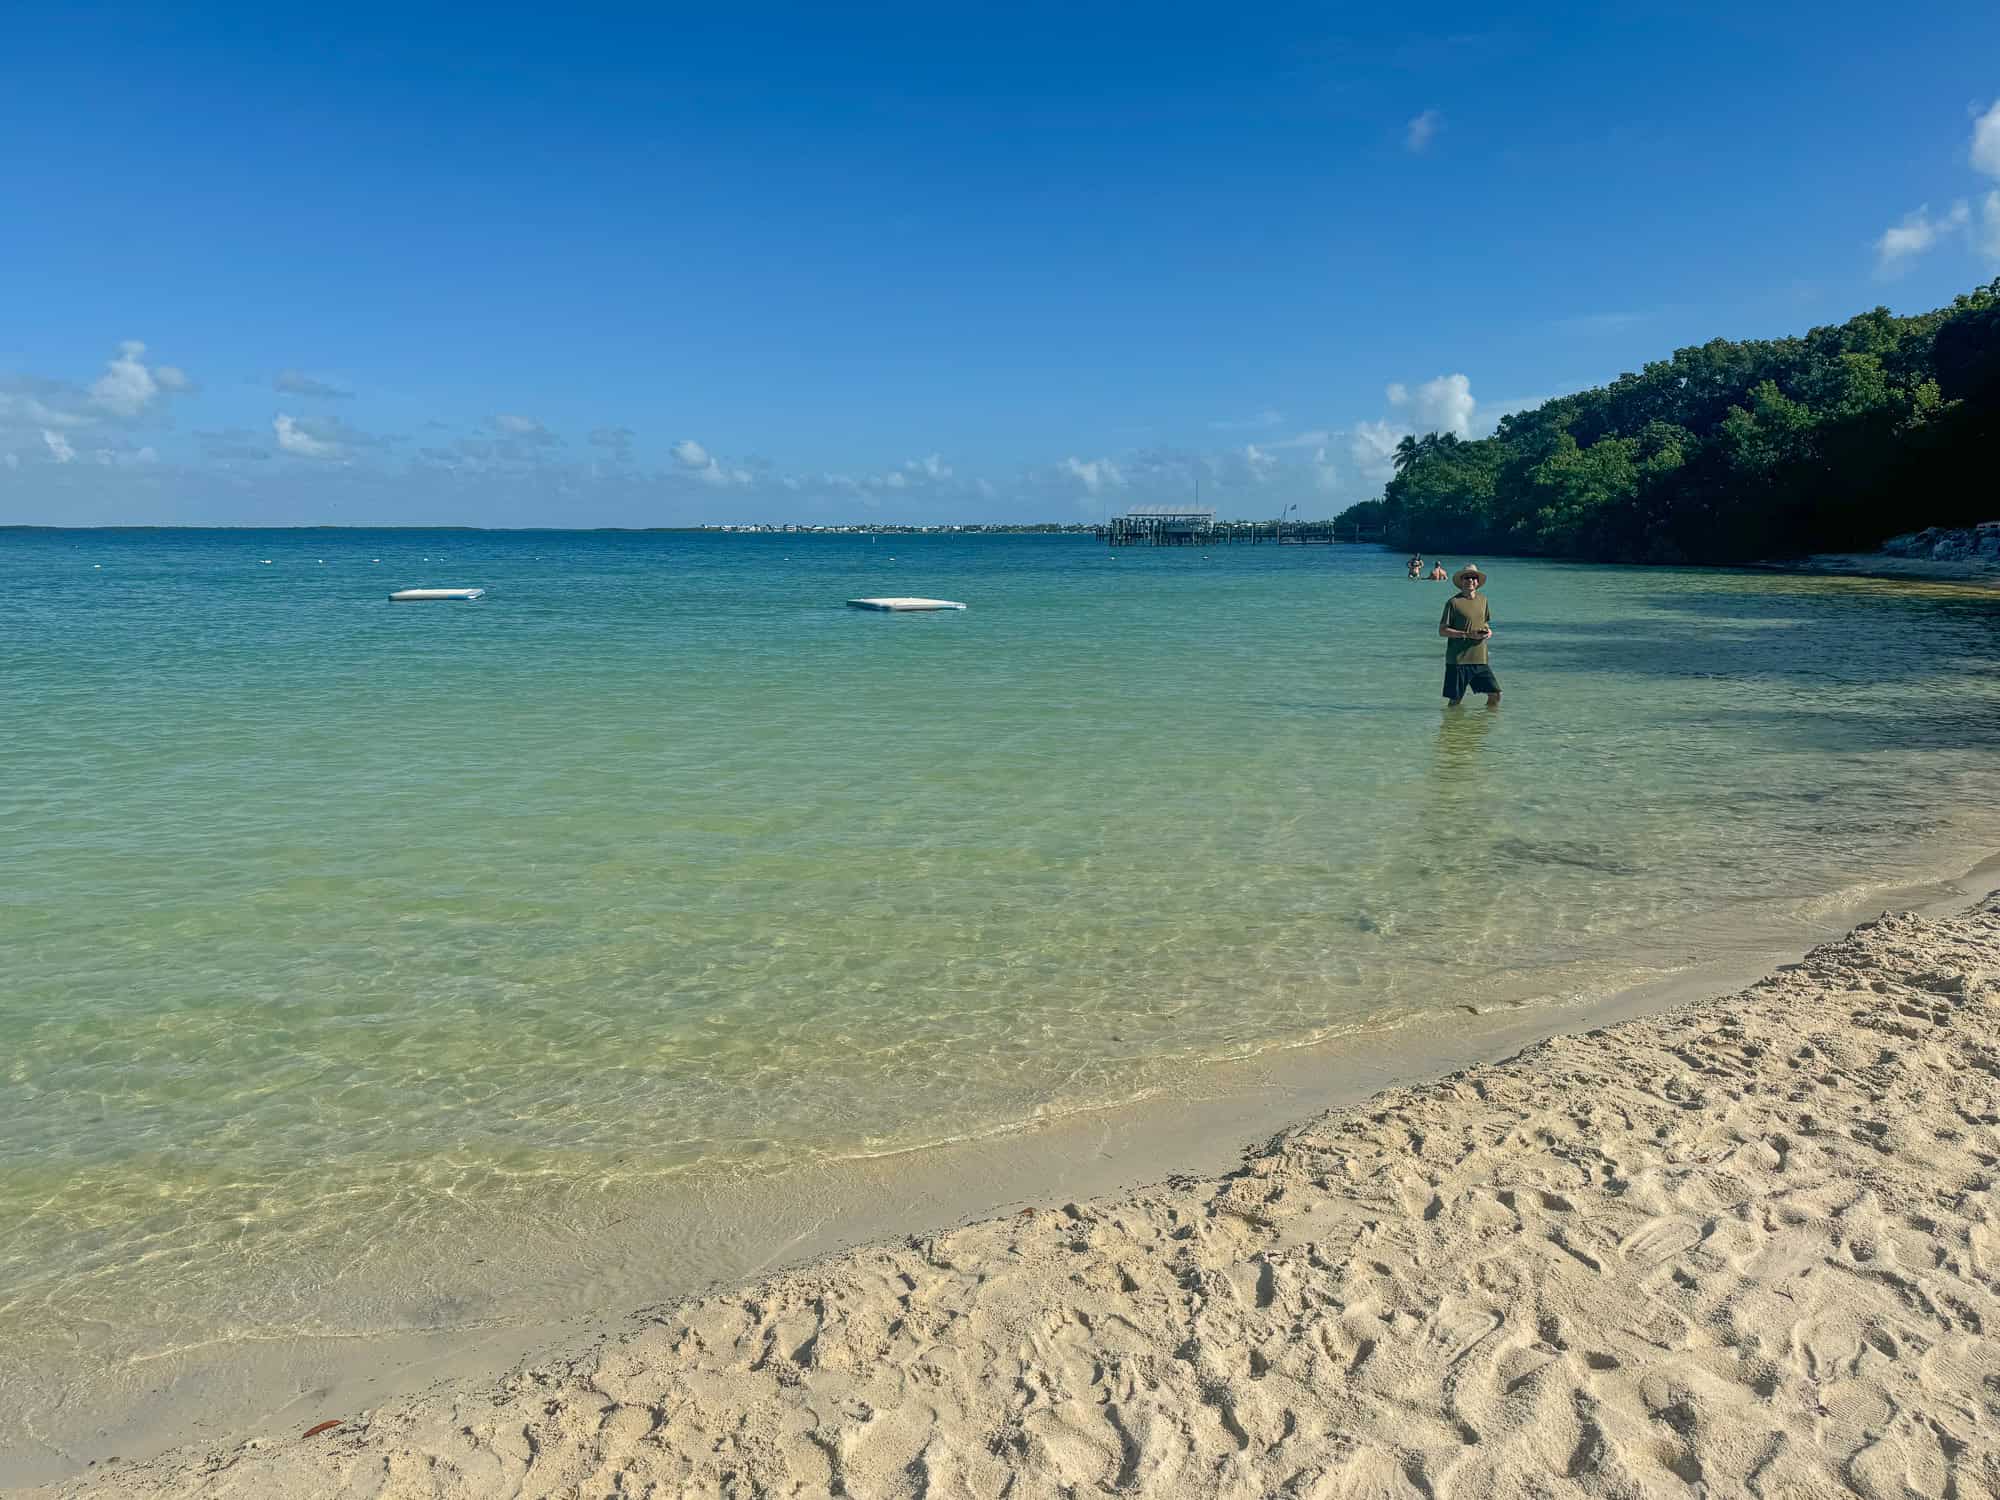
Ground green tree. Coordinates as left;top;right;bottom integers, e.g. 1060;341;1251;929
1374;280;1999;563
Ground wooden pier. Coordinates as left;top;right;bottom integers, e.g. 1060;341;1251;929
1096;509;1384;547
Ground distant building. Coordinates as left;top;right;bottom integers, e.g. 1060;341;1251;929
1107;505;1215;544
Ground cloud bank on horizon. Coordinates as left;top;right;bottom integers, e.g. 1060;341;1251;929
0;335;1551;525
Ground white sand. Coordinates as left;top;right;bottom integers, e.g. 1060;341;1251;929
29;893;2000;1498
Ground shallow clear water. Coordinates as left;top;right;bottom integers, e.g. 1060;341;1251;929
3;529;1998;1397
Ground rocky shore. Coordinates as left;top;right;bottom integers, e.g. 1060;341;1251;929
1772;522;2000;588
1883;523;2000;563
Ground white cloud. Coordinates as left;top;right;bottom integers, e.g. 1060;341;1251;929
42;429;76;464
3;347;190;444
1858;105;2000;276
482;414;561;457
1348;372;1491;484
1349;419;1404;483
89;340;184;417
1311;447;1338;492
1244;443;1277;481
1874;200;1970;274
274;413;341;459
1405;109;1442;153
88;442;159;467
1062;456;1125;493
883;471;909;489
1972;99;2000;179
1418;373;1477;437
494;413;553;440
672;437;749;486
1389;373;1477;437
904;452;952;480
274;369;352;399
0;391;90;430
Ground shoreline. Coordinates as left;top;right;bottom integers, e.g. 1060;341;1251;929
1759;549;2000;589
16;859;2000;1497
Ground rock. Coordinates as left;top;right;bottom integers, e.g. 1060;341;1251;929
1882;525;1996;562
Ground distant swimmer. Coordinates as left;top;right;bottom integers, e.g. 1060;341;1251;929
1407;554;1424;579
1429;563;1448;581
1439;564;1500;708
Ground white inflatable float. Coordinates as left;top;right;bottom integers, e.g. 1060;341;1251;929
389;587;485;602
845;596;966;611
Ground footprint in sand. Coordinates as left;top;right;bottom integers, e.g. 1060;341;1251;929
1620;1216;1704;1266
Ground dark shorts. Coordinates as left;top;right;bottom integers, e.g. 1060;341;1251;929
1443;662;1501;701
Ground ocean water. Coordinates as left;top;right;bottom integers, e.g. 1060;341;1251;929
4;527;1999;1448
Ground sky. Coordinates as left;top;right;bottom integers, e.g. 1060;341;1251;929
3;1;1998;527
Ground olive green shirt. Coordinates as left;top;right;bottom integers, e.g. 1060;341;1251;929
1440;592;1492;665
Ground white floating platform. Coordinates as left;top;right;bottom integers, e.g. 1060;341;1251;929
389;587;485;602
846;596;967;612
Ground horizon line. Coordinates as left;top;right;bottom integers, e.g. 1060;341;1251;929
0;517;1366;534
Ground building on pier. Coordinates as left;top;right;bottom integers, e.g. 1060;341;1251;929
1097;504;1382;547
1103;505;1216;546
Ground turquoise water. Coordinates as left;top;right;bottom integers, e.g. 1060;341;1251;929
3;528;1999;1421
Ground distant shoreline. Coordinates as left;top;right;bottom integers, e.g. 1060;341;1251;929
21;528;2000;583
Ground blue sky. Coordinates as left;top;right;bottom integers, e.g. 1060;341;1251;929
4;1;1998;526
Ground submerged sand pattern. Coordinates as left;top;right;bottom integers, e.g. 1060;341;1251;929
51;894;2000;1498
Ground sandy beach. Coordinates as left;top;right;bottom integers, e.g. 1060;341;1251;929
11;5;2000;1496
24;888;1996;1498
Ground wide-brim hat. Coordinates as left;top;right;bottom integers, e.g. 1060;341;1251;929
1453;564;1486;584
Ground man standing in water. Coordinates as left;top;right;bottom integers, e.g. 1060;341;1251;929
1439;564;1501;707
